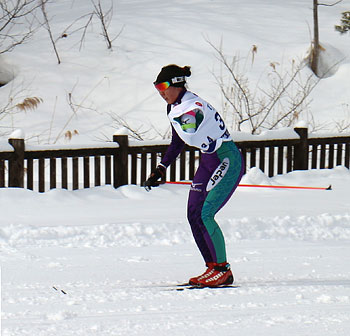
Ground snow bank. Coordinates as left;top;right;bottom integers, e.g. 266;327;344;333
224;214;350;241
1;167;349;252
1;213;349;252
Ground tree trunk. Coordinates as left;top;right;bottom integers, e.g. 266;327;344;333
311;0;320;76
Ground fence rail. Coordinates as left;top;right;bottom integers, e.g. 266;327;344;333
1;127;350;192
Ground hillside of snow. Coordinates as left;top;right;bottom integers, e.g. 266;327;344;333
1;0;350;144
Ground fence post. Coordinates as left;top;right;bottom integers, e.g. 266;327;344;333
294;126;308;170
113;134;129;187
8;134;25;188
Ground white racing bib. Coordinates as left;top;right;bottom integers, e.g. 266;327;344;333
168;92;231;152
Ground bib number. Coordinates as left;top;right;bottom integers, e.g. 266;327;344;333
215;112;226;130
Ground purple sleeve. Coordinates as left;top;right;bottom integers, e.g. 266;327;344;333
160;126;185;168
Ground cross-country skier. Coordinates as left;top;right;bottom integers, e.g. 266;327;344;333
143;64;244;287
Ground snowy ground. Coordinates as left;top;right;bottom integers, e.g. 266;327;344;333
1;167;350;335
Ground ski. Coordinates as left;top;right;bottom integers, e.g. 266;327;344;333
170;283;240;291
52;286;67;295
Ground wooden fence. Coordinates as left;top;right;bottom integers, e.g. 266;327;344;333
0;127;350;192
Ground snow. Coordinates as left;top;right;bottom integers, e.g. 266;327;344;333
25;142;119;152
1;0;350;143
1;0;350;335
0;140;13;152
1;167;350;335
8;129;24;140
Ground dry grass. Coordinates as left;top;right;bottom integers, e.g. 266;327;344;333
15;97;43;111
64;129;79;141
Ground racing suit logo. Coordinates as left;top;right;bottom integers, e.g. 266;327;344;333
190;182;203;192
206;158;230;191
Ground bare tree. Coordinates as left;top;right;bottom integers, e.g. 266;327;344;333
310;0;343;77
0;0;46;54
91;0;121;50
75;13;94;51
37;0;122;63
208;40;321;134
40;0;61;64
310;0;320;76
109;114;149;141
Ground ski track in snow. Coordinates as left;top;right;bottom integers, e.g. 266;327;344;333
1;166;350;335
1;241;350;336
1;185;350;335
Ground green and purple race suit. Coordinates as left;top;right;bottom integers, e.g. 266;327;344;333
160;90;244;263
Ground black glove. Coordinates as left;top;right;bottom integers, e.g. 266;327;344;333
143;165;166;191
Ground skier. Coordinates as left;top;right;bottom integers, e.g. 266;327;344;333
144;64;244;287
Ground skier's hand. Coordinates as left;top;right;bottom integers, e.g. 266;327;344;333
143;165;166;191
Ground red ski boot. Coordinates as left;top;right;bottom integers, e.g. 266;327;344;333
189;262;233;287
189;262;215;286
189;262;234;287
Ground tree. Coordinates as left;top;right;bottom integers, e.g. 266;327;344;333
91;0;123;51
310;0;320;76
91;0;114;50
335;11;350;34
309;0;342;77
40;0;61;64
0;0;46;54
208;41;321;134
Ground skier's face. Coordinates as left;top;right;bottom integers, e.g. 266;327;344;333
158;86;183;104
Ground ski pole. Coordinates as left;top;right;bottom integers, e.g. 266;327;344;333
165;181;331;191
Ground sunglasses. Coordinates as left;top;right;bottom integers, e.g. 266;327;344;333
154;81;171;91
154;76;185;91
